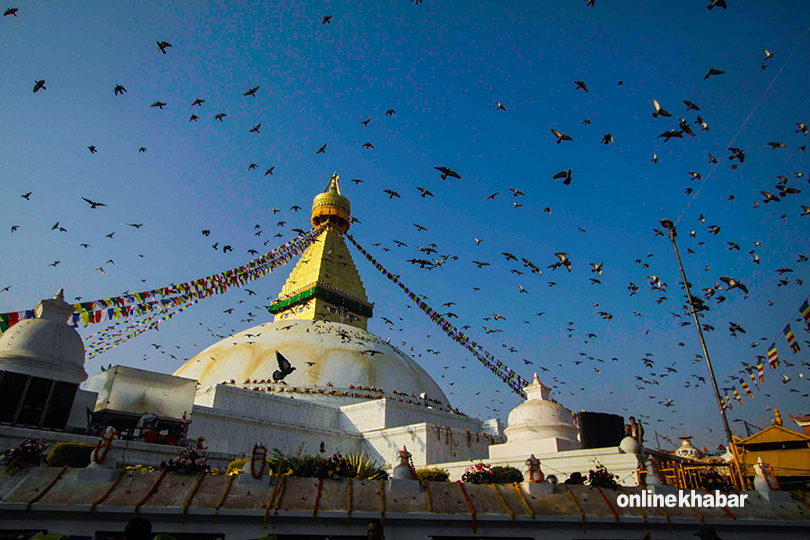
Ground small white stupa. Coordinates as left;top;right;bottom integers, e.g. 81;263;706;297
0;289;87;384
489;373;580;459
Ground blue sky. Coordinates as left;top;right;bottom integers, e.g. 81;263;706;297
2;0;810;452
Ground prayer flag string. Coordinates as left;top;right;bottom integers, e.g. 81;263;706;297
345;233;528;397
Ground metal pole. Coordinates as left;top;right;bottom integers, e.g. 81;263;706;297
660;220;745;488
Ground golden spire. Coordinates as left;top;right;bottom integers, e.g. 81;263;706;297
311;172;351;233
270;173;372;329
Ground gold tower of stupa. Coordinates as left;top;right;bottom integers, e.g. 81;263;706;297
268;173;373;330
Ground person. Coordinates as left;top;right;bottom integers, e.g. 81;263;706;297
564;472;584;485
629;416;644;444
124;517;152;540
367;518;384;540
694;524;721;540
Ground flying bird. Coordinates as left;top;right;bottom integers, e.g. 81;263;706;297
150;101;166;109
574;81;589;92
81;197;106;209
707;0;727;10
495;102;506;111
243;86;259;97
114;85;127;95
360;119;371;127
317;143;327;154
551;129;572;144
601;133;614;145
214;113;227;122
554;169;572;185
652;99;671;118
361;142;375;149
704;67;725;79
273;351;297;381
191;98;205;106
435;166;461;180
249;123;261;133
4;7;19;16
322;15;332;24
265;167;275;176
157;41;172;54
719;277;749;296
33;80;46;93
21;192;31;200
416;187;434;198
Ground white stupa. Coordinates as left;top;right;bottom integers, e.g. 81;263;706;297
488;373;580;459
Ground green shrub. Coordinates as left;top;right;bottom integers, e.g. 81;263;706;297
268;447;326;477
346;451;388;480
46;442;94;468
491;466;523;484
415;467;450;482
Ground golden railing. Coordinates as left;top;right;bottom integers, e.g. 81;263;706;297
645;457;752;491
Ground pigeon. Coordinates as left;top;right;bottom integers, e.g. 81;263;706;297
695;116;710;131
385;109;395;116
361;142;375;149
157;41;172;54
191;98;205;106
33;80;46;93
796;123;808;136
272;351;296;381
767;141;786;149
554;169;572;185
719;277;749;296
317;143;327;154
551;129;572;144
684;100;700;111
574;80;589;92
435;166;461;180
707;0;727;10
243;86;259;97
189;114;199;122
82;197;106;209
322;15;332;24
658;130;683;142
114;84;127;95
215;113;227;122
652;99;671;118
360;119;371;127
21;192;31;200
728;147;745;162
704;67;725;79
150;101;167;109
249;123;261;133
4;7;19;16
651;153;658;164
495;102;506;111
601;133;614;144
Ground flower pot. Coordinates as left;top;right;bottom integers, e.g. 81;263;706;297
144;430;160;444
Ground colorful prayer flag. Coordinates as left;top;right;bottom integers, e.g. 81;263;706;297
757;363;764;384
801;300;810;329
783;325;801;354
741;379;754;398
732;387;743;406
768;345;779;370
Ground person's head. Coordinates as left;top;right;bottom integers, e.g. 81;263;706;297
367;518;384;540
570;472;583;482
694;525;720;540
125;516;152;540
629;416;637;424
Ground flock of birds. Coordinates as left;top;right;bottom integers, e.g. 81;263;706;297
4;3;810;446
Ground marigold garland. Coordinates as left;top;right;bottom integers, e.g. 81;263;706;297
562;485;585;532
424;481;433;513
457;481;477;533
134;469;168;512
273;475;288;515
593;485;619;523
181;472;206;524
214;475;235;512
90;469;125;510
312;477;324;519
93;430;116;465
25;465;69;510
263;474;282;529
379;478;386;518
490;483;514;521
619;486;646;522
513;482;534;518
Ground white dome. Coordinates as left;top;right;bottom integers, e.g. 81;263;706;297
504;374;579;445
173;319;449;408
0;290;87;384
